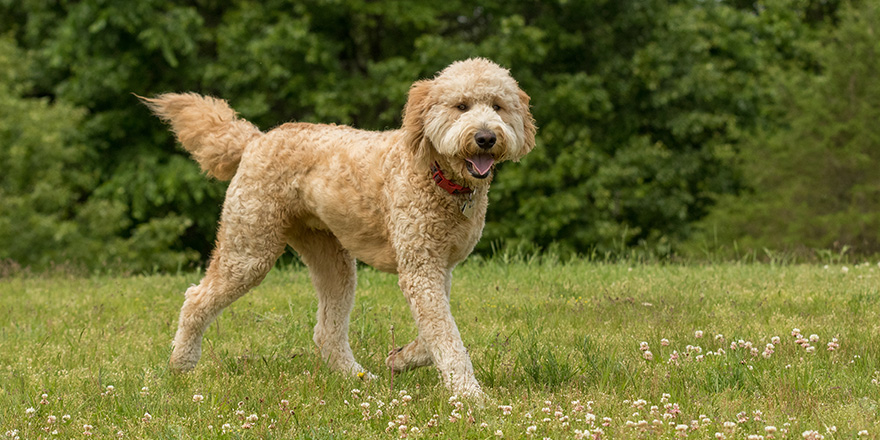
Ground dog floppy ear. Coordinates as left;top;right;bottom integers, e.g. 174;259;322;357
516;88;537;159
402;79;434;161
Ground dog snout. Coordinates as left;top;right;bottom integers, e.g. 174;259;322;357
475;130;496;150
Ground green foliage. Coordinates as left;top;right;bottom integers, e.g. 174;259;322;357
485;0;830;257
0;35;200;272
687;1;880;257
0;37;104;268
0;0;861;270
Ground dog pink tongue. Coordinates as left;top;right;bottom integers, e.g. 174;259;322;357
466;154;495;175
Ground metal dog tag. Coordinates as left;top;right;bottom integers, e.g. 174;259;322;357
461;195;475;218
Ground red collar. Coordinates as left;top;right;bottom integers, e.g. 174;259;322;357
431;162;473;195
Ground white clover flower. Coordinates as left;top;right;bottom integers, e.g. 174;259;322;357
192;394;204;403
802;430;824;440
695;330;704;338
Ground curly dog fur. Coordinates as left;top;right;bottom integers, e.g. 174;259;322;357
142;58;535;397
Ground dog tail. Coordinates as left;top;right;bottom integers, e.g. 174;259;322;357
139;93;261;180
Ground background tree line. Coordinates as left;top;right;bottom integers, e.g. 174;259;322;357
1;0;877;272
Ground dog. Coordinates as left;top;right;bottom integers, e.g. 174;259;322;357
142;58;535;398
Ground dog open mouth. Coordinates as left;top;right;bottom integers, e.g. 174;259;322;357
465;154;495;179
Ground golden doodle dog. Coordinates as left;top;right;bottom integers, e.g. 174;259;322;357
142;58;535;398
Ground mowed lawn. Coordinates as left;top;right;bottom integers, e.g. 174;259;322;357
1;260;879;439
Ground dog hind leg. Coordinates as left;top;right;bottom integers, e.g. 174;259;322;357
169;186;287;372
290;230;371;377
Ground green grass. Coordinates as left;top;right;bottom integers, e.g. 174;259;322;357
1;260;879;439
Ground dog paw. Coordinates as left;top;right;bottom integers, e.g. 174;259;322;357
385;348;414;373
385;342;433;372
451;384;488;406
169;349;200;373
461;388;488;406
168;359;196;373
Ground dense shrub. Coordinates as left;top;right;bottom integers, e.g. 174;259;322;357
0;0;862;271
686;1;880;257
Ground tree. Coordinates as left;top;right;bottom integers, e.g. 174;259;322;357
687;1;880;256
0;0;849;270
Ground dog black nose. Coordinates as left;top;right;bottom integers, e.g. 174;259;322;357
475;130;496;149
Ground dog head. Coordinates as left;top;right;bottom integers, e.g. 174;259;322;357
403;58;536;186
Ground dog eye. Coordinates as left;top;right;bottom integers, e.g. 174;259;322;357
456;104;468;111
492;104;501;111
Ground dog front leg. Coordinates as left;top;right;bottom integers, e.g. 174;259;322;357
386;268;452;372
398;265;484;399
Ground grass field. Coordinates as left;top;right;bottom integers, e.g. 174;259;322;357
1;259;879;439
